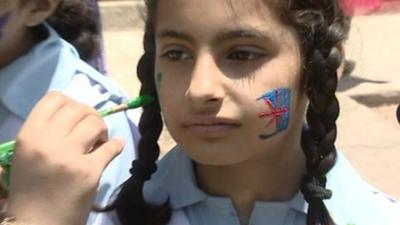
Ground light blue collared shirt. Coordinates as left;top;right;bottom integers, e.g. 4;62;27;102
140;146;400;225
0;24;141;225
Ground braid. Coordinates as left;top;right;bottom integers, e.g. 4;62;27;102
283;1;348;225
104;1;172;224
301;42;341;225
112;53;171;225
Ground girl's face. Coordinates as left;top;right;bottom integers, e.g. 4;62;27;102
0;0;37;67
0;0;29;47
155;0;307;165
0;0;59;67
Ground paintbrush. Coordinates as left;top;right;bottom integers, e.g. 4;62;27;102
0;95;154;167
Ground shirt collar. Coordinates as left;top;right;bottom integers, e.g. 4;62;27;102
144;146;207;210
0;23;78;119
145;148;397;225
144;146;309;213
144;147;369;217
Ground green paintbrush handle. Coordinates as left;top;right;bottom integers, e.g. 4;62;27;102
0;141;16;166
0;95;154;167
0;95;154;189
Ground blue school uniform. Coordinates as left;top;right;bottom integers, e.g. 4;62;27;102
143;147;400;225
0;24;140;225
97;145;400;225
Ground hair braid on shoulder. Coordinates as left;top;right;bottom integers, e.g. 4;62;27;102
286;1;348;225
100;30;171;225
99;1;171;224
302;28;340;225
107;52;171;225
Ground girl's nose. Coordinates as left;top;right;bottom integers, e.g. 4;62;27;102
185;54;224;113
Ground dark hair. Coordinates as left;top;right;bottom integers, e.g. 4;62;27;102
278;1;350;225
107;1;351;225
24;0;100;62
47;0;100;62
397;104;400;124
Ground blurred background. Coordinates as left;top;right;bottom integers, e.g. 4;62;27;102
98;0;400;199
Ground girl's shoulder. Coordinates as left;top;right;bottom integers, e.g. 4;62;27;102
0;23;128;120
326;151;400;225
44;23;135;113
54;38;127;103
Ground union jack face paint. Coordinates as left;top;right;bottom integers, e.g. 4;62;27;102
257;88;291;140
0;12;11;40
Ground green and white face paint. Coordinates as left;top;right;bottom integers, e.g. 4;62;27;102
155;72;163;91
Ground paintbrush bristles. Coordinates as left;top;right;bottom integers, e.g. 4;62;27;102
100;104;130;117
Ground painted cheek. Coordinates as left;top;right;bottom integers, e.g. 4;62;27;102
0;12;11;40
155;72;163;91
256;88;292;140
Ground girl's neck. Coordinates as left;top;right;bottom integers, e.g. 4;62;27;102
0;28;39;68
195;136;306;224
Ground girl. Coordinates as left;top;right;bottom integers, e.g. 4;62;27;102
2;0;400;225
0;0;139;224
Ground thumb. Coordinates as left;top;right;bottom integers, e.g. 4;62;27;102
89;138;125;174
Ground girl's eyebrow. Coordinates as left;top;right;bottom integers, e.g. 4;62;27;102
156;30;194;43
156;27;275;45
214;28;275;43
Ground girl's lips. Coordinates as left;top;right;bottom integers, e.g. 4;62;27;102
182;117;241;138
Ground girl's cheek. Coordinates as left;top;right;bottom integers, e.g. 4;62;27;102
0;12;12;40
256;88;292;140
155;72;163;92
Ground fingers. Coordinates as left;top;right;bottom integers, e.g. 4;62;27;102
88;138;125;174
22;92;67;131
18;92;109;157
69;114;108;153
49;100;98;136
7;91;123;223
22;91;97;137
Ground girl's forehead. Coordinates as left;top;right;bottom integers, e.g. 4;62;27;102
156;0;283;33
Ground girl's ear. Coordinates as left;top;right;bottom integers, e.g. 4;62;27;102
22;0;60;27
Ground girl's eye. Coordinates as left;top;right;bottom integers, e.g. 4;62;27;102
161;50;192;61
227;50;266;61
